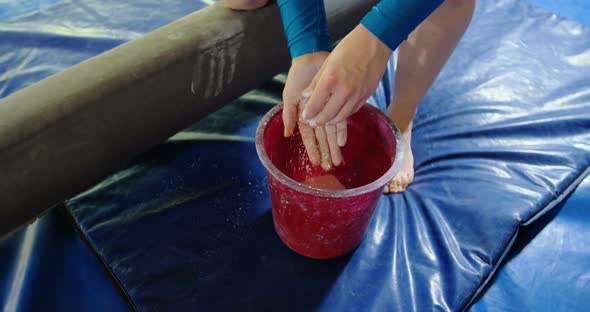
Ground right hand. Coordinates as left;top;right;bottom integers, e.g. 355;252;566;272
300;25;392;126
283;52;347;170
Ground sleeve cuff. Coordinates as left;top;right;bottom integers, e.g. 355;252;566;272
360;1;444;52
360;7;405;51
288;34;332;59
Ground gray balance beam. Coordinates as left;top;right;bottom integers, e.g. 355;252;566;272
0;1;378;238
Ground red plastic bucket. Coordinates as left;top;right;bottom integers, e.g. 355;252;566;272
255;104;404;259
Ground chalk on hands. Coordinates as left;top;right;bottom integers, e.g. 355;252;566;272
300;90;318;127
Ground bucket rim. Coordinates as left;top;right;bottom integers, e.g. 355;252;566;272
255;104;405;198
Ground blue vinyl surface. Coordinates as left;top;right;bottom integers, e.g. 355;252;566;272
0;1;212;311
65;1;590;311
0;0;209;98
1;0;590;311
471;177;590;311
0;207;129;312
470;2;590;310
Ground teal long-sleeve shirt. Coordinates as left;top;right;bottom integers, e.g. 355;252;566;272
277;0;445;58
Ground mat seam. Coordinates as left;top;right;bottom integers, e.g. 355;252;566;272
59;203;138;312
460;164;590;311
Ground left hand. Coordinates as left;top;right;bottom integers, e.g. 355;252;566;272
299;95;347;170
300;24;393;126
283;52;347;170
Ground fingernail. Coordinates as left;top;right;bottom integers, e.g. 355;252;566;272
332;157;342;167
320;153;331;170
301;89;313;98
310;157;320;166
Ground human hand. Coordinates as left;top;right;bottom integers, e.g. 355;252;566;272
282;52;328;138
300;25;392;126
283;52;347;170
298;95;347;170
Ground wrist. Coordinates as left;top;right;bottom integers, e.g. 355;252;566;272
356;24;392;61
292;51;330;65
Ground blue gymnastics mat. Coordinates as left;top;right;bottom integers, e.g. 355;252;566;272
1;0;589;311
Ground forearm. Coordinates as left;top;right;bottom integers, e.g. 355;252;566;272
361;0;445;51
277;0;331;58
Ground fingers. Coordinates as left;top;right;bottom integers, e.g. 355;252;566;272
336;120;347;147
299;123;321;166
298;90;346;169
282;98;299;137
301;76;332;123
327;97;362;125
299;122;347;169
325;124;342;166
314;126;332;171
308;85;351;125
301;83;367;128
